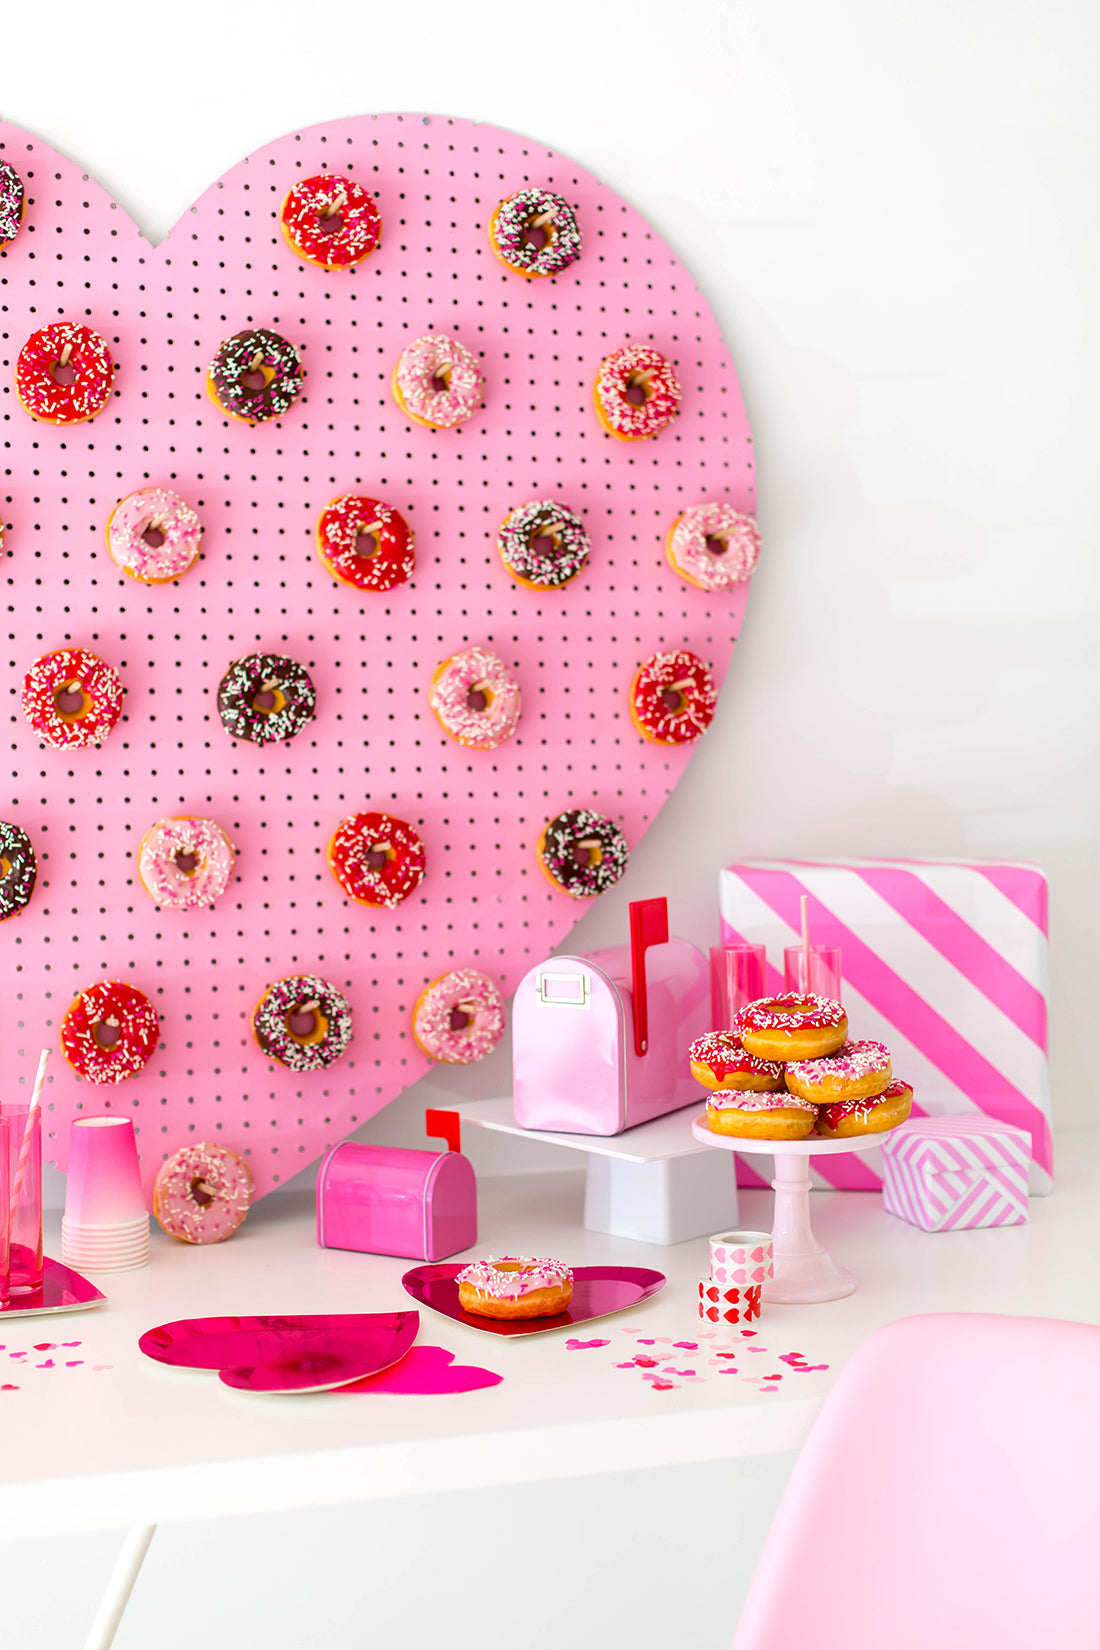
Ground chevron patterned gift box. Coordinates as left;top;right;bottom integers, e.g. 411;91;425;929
880;1116;1030;1230
718;860;1051;1195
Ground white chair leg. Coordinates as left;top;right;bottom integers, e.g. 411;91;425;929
82;1524;157;1650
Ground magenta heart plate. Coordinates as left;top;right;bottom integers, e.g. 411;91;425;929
139;1310;419;1392
0;1258;106;1319
402;1264;665;1337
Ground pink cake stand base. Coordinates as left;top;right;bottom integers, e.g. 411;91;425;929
690;1119;882;1303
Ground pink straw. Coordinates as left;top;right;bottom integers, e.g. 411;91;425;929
10;1047;50;1211
800;894;811;989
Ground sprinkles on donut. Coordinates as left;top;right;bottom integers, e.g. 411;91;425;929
16;321;114;426
315;495;414;593
207;328;303;425
137;817;235;911
216;653;316;745
0;159;26;249
251;974;353;1072
667;502;760;592
154;1142;254;1244
412;969;506;1064
429;646;521;749
392;334;484;430
326;811;426;907
593;344;680;441
537;808;629;899
0;821;37;921
488;188;581;279
60;981;160;1084
105;487;203;584
457;1256;573;1320
497;501;591;591
280;174;382;271
21;648;124;750
629;649;717;745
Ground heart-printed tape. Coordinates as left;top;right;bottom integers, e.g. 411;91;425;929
0;114;754;1197
697;1278;763;1325
709;1230;774;1287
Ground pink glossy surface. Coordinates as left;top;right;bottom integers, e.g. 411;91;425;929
0;115;753;1200
138;1310;418;1374
4;1105;42;1293
317;1143;477;1261
402;1263;665;1336
219;1318;419;1392
65;1116;146;1226
0;1256;105;1318
340;1343;502;1394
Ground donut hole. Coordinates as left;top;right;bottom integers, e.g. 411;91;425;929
252;685;287;717
92;1018;121;1050
189;1176;215;1209
174;850;200;877
241;363;275;394
51;360;77;387
624;374;653;408
660;687;685;714
141;524;166;550
317;210;345;237
466;681;494;714
705;535;729;556
523;222;550;250
449;1006;472;1033
354;531;380;559
572;838;603;869
430;369;451;395
286;1002;329;1047
364;843;393;871
53;681;90;721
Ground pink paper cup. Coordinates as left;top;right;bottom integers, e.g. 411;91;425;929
709;1229;774;1287
64;1116;147;1228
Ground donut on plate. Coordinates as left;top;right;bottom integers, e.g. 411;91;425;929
736;994;848;1063
16;321;114;425
593;344;680;441
536;809;629;899
327;811;426;907
392;334;484;430
105;487;203;584
705;1089;817;1141
60;981;160;1083
412;969;506;1064
250;974;353;1072
217;653;316;745
154;1142;254;1244
457;1257;573;1320
688;1032;785;1093
814;1079;914;1139
785;1039;892;1103
137;817;235;910
488;188;581;278
315;495;414;593
629;649;717;745
280;174;382;270
22;648;124;750
429;646;520;749
0;821;36;921
207;328;303;424
497;501;591;591
0;159;26;250
666;503;761;592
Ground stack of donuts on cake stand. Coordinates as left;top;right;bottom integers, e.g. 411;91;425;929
689;993;914;1303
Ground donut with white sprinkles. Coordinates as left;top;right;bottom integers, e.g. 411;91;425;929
0;159;26;249
0;821;36;921
666;503;761;591
251;974;353;1072
593;344;680;441
412;969;506;1064
326;811;426;907
207;328;303;424
16;322;114;425
217;653;316;745
488;188;581;278
537;808;629;898
280;173;382;270
629;649;717;745
21;648;124;750
497;501;591;590
429;646;521;749
154;1142;254;1244
60;981;160;1084
315;495;414;593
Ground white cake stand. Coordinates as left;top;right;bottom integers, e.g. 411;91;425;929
690;1116;882;1304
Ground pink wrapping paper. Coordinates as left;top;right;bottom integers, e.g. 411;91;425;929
881;1116;1029;1231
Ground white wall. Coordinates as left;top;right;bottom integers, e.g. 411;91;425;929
9;2;1095;1644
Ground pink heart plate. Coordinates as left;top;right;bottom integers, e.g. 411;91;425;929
139;1310;419;1393
402;1264;666;1337
0;113;754;1199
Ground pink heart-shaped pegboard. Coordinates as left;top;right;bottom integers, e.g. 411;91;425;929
0;114;754;1197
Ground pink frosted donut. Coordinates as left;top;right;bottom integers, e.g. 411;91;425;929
106;488;203;583
21;648;124;749
412;969;506;1064
667;503;761;591
137;817;235;910
785;1039;893;1103
593;344;680;440
154;1142;254;1245
429;646;520;749
392;334;484;430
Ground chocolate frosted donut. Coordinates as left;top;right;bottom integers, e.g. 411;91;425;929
0;821;36;921
217;653;316;745
251;974;353;1072
536;808;629;898
488;188;581;279
497;501;590;590
0;160;26;249
207;328;303;424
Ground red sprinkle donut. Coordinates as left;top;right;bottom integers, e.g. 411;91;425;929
154;1142;254;1244
280;174;382;270
736;994;849;1062
816;1079;914;1139
593;344;680;440
315;495;414;593
688;1032;785;1093
785;1039;893;1103
21;648;124;749
16;321;114;425
327;811;426;907
629;649;717;745
60;980;160;1083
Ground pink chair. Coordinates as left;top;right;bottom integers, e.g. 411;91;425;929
732;1313;1100;1649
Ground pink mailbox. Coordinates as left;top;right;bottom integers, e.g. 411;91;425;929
316;1113;477;1261
512;898;709;1136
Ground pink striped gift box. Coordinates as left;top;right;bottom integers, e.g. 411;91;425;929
880;1116;1030;1231
718;860;1051;1195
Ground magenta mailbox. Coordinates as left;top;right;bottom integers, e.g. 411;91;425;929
317;1135;477;1263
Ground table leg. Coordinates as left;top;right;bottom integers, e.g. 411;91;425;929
82;1523;157;1650
764;1152;857;1304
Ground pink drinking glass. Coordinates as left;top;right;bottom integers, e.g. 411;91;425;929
710;944;767;1031
4;1103;43;1295
0;1117;9;1308
784;944;843;1001
64;1116;146;1226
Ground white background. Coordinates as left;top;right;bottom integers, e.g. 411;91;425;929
6;1;1094;1645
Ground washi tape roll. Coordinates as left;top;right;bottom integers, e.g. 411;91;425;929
697;1277;763;1325
709;1229;774;1287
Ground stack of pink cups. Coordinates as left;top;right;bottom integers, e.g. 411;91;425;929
61;1116;150;1272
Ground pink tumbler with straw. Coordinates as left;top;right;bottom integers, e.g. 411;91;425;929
62;1116;150;1272
5;1102;43;1294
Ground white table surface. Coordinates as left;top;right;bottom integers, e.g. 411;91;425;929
3;1131;1096;1541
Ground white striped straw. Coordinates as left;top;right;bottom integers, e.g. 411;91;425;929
10;1047;50;1214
